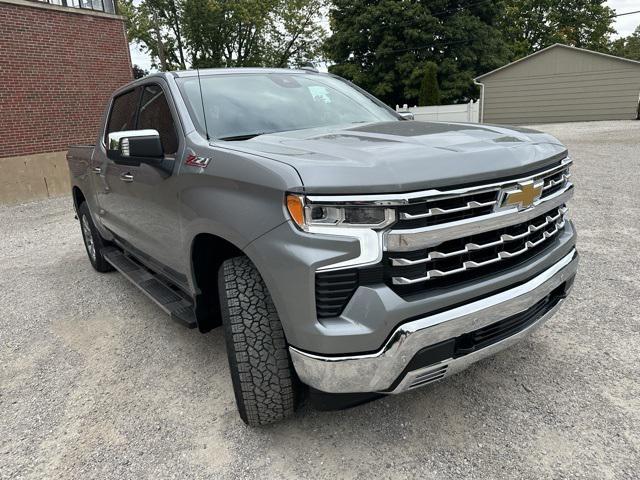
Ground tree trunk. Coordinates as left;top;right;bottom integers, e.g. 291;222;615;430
153;9;168;71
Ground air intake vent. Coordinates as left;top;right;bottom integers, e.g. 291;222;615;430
459;286;564;352
408;365;448;390
315;270;359;318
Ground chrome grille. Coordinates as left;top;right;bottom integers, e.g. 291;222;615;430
397;191;498;228
394;159;572;230
310;156;574;310
387;205;568;287
543;170;571;195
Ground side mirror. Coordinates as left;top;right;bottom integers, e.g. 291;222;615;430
107;129;163;164
398;111;415;120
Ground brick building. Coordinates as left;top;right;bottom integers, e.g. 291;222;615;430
0;0;133;204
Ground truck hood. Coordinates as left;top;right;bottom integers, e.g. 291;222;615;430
221;121;567;194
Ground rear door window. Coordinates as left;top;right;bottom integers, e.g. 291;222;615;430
137;84;179;155
105;89;139;142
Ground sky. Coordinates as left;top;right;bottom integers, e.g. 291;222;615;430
129;0;640;72
609;0;640;37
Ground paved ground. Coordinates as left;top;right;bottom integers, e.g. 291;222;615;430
1;121;639;479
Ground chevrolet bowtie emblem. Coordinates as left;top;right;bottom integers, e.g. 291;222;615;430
501;180;544;210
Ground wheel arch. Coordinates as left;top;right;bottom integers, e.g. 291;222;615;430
189;232;246;333
72;185;86;212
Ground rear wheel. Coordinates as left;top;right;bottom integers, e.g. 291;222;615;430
218;256;299;426
78;202;114;273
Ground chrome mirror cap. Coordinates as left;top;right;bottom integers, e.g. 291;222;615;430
107;129;160;152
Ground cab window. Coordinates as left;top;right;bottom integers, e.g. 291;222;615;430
137;84;178;155
105;88;139;143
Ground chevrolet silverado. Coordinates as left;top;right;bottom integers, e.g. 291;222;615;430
67;68;578;426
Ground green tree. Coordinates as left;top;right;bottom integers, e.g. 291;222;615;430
132;64;150;79
186;0;326;68
120;0;187;71
121;0;327;70
324;0;510;106
182;0;274;68
502;0;615;58
418;62;440;106
266;0;329;67
610;25;640;61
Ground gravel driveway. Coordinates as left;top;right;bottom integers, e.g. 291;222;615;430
1;121;638;479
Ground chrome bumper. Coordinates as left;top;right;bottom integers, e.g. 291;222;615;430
290;249;578;394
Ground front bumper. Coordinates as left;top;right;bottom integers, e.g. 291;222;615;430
290;248;578;394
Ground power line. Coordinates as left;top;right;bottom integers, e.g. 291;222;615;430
354;5;640;58
362;0;496;33
429;0;494;18
346;3;639;33
370;0;496;57
375;39;468;56
611;10;640;18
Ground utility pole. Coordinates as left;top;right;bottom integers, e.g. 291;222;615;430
153;9;168;71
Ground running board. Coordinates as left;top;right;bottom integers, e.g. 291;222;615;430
102;247;197;329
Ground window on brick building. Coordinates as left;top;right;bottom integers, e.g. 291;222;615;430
137;85;178;155
105;89;139;143
43;0;116;14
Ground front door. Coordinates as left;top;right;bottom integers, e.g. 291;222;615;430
94;87;141;243
96;82;185;283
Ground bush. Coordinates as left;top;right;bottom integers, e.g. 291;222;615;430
418;62;441;106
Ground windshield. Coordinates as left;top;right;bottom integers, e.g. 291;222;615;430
176;73;399;140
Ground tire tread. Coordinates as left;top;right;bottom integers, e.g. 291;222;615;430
218;256;297;426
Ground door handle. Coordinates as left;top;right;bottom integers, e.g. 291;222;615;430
120;172;134;183
92;167;102;174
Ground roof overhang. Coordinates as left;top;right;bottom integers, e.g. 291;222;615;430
474;43;640;83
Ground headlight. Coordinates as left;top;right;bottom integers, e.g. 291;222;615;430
286;194;396;270
286;194;396;231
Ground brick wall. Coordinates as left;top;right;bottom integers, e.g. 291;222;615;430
0;1;133;158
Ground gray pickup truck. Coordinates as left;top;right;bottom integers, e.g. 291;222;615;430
67;68;578;426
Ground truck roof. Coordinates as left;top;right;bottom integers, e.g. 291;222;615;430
170;67;320;78
114;68;322;95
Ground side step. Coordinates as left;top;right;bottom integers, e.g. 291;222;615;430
102;247;197;329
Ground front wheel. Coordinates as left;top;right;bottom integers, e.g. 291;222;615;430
218;256;299;426
78;202;114;273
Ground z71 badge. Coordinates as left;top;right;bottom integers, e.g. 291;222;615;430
185;153;211;168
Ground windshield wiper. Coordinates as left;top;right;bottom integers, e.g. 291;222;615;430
218;132;266;141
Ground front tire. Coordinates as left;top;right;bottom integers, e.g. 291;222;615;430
218;256;299;426
78;202;114;273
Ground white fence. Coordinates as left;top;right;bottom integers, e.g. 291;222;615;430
396;100;480;123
